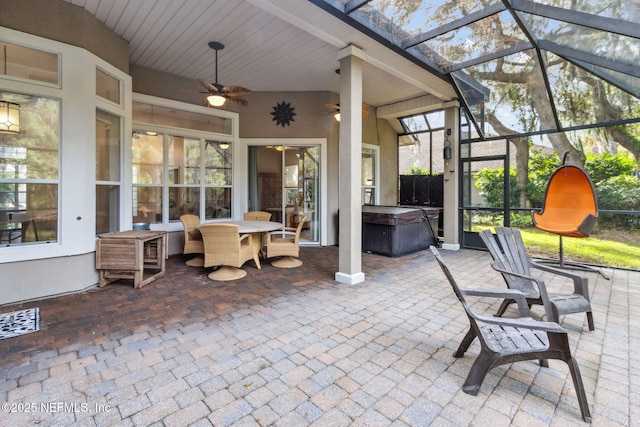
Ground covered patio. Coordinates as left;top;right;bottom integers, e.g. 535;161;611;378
2;247;637;426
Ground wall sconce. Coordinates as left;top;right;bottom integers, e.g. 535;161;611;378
443;128;452;160
0;101;20;134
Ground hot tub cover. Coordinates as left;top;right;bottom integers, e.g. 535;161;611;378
362;205;425;226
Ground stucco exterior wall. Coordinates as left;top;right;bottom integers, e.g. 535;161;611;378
0;0;129;72
377;119;399;206
0;254;98;306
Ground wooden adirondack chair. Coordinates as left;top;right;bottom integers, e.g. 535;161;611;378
479;227;594;331
429;246;591;423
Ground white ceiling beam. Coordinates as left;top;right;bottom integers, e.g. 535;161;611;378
377;96;460;133
245;0;349;48
378;96;459;119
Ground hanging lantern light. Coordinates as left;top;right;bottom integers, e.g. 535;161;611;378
0;101;20;134
1;46;20;134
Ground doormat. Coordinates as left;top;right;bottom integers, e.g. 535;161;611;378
0;308;40;340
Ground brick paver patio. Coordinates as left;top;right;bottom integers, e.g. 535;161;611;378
1;246;638;426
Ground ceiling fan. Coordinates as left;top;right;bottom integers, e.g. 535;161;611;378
197;41;251;107
324;103;369;121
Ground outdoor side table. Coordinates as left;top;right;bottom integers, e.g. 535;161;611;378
96;230;168;288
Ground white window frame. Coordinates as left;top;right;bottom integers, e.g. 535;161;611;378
240;138;328;246
362;143;380;205
0;28;132;263
132;94;239;233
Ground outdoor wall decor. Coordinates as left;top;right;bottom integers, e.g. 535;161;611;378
271;101;296;127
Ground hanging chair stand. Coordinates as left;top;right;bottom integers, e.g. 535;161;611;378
537;234;610;280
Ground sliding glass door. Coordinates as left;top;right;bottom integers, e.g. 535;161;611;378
248;145;319;244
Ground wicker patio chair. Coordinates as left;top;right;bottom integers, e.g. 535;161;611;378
264;215;306;268
243;211;272;221
180;214;204;267
199;223;260;281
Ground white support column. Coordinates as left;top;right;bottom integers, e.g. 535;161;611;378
441;106;460;251
335;45;366;285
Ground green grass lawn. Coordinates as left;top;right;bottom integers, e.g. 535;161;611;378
516;228;640;270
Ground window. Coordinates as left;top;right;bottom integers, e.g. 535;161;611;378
132;133;233;224
132;132;164;224
96;68;120;104
96;109;121;234
0;93;59;245
362;146;378;205
203;140;232;220
132;98;235;225
133;102;232;135
168;136;201;221
1;41;59;85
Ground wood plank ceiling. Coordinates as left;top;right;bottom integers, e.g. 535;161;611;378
62;0;456;109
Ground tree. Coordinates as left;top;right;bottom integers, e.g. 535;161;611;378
527;151;561;208
373;1;639;165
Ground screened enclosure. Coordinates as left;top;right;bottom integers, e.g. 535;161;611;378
314;0;640;268
314;0;640;145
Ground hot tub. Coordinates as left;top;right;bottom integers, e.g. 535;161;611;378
362;205;437;257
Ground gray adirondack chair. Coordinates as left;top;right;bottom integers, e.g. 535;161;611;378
480;227;594;331
429;246;591;423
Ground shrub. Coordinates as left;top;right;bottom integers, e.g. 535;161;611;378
510;212;533;228
473;167;518;208
595;175;640;228
405;166;430;175
586;152;637;184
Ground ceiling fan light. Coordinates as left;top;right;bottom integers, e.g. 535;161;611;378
219;142;230;150
207;94;226;107
334;112;341;122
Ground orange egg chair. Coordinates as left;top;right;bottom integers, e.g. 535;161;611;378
531;157;607;278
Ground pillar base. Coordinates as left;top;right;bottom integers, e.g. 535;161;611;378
335;271;365;285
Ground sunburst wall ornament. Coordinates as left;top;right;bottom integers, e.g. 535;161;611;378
271;101;296;127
